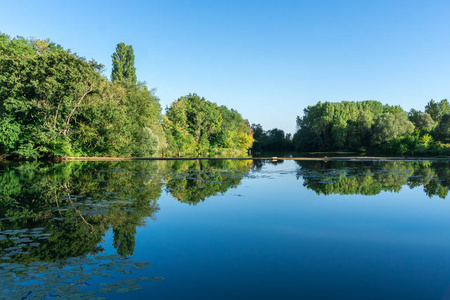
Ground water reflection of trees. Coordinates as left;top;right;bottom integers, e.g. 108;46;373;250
251;159;284;172
0;159;254;299
0;159;254;263
164;159;253;205
6;158;446;263
0;160;163;263
296;160;450;198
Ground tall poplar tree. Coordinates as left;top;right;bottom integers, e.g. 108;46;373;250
111;43;137;84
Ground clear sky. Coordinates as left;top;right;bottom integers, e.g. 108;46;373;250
1;0;450;134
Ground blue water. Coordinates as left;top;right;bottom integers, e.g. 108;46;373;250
1;159;450;299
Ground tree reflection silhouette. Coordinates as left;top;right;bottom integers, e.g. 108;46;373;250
0;159;254;262
0;160;163;262
164;159;253;205
296;160;450;198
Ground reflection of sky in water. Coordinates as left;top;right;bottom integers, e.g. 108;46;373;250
2;160;450;299
137;160;450;299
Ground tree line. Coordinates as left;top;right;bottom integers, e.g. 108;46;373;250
2;32;450;158
0;33;254;159
292;99;450;155
250;124;294;154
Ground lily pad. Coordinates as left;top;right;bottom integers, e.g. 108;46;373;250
126;284;143;291
116;287;130;294
116;268;131;274
97;287;113;294
151;276;164;281
119;278;138;285
107;283;122;289
138;277;151;281
131;261;150;270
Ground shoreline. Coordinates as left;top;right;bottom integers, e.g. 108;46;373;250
2;156;450;163
59;156;450;162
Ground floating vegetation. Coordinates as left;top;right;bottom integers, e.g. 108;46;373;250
0;159;256;298
0;253;158;299
151;276;164;281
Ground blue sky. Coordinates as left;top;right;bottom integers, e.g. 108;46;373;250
1;0;450;134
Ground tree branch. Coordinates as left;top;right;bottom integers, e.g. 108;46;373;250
63;84;93;135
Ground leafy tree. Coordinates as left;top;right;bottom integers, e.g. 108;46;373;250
0;33;39;55
372;112;414;143
435;114;450;143
439;99;450;116
425;99;450;122
408;108;422;124
250;124;295;153
111;43;137;85
0;34;165;159
0;44;103;158
294;100;387;152
412;113;436;131
134;127;159;157
291;100;450;156
164;94;253;157
425;100;441;122
164;98;197;156
215;106;253;151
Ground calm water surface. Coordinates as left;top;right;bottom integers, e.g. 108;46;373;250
1;159;450;299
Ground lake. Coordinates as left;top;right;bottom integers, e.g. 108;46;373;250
1;159;450;299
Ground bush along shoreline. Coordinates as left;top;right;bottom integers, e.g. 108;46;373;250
1;32;449;161
0;34;253;160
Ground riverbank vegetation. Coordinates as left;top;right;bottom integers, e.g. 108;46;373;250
0;33;253;160
250;124;294;154
1;32;450;159
293;100;450;156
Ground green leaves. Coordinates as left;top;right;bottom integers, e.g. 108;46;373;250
294;100;387;152
164;94;253;157
435;114;450;143
0;46;104;158
0;117;21;153
372;112;414;143
134;127;159;157
111;43;137;85
0;35;165;159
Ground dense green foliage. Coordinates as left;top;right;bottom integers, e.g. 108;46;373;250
3;31;450;158
0;33;252;159
111;42;137;85
251;124;294;153
163;94;253;157
293;100;450;155
0;34;166;159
